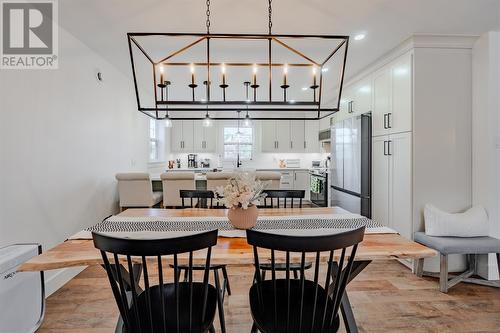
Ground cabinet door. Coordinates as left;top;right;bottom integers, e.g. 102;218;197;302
388;132;412;238
276;120;291;152
372;69;391;137
170;120;184;152
193;120;204;152
330;121;344;188
390;53;412;134
182;120;194;151
280;171;294;189
304;120;319;152
353;76;372;115
290;121;305;152
294;170;310;200
371;135;390;227
338;87;353;120
203;123;216;152
261;121;276;152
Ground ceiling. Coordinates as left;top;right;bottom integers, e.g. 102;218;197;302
59;0;500;82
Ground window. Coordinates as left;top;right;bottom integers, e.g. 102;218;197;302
223;127;253;160
149;119;159;161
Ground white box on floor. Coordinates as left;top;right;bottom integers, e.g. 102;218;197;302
0;244;45;333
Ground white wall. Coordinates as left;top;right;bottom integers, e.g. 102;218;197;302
0;27;149;291
472;31;500;280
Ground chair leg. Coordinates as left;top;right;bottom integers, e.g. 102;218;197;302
497;253;500;277
221;266;231;296
213;270;226;333
415;258;424;278
293;269;298;279
183;268;188;283
251;322;258;333
209;324;216;333
439;253;449;293
261;269;266;281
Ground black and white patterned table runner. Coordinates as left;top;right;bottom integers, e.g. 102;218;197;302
86;215;385;233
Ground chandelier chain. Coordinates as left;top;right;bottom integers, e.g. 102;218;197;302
268;0;272;34
206;0;211;33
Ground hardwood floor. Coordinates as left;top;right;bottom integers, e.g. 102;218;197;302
38;260;500;333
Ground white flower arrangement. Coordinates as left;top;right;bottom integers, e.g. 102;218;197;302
215;172;268;209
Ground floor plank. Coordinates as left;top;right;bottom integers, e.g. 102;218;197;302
38;260;500;333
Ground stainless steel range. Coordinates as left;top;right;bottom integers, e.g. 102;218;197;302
309;168;328;207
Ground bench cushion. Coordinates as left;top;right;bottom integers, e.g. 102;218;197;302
414;232;500;255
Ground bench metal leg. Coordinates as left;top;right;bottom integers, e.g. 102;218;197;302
439;254;449;293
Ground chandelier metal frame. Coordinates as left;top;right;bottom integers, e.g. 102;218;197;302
127;0;349;121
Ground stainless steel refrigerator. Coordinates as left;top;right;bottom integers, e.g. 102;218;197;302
330;113;372;217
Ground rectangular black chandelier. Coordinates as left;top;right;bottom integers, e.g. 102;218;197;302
127;32;349;120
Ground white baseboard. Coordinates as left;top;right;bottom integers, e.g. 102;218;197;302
44;266;86;297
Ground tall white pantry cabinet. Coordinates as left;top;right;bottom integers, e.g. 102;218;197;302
347;35;473;245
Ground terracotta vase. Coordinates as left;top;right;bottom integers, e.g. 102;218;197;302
227;205;259;229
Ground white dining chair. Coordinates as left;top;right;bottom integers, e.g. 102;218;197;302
115;173;162;211
161;172;196;208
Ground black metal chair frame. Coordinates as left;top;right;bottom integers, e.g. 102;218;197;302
261;190;305;209
177;189;230;333
92;230;219;333
247;227;366;333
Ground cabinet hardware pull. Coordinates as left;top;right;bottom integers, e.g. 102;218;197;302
387;113;392;128
383;140;388;155
304;141;306;149
290;141;293;149
388;140;392;155
383;114;388;129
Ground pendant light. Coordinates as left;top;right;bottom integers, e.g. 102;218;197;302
202;110;213;127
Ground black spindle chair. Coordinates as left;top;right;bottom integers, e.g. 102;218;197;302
246;227;365;333
92;230;219;333
177;189;230;333
259;189;309;280
261;190;305;208
180;190;215;209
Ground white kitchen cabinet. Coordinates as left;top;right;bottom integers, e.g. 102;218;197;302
372;52;412;137
279;170;294;189
352;76;372;115
371;136;390;227
276;121;290;151
330;120;344;188
171;120;194;152
372;68;391;137
371;132;411;235
290;121;305;152
388;132;412;239
193;121;216;152
294;170;310;200
261;121;277;152
304;120;320;152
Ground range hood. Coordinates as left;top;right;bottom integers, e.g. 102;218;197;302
318;129;331;142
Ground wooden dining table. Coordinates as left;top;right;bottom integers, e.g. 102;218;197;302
19;207;436;333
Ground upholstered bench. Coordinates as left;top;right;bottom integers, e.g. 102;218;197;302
414;232;500;293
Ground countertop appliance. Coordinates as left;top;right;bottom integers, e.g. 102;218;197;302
309;168;328;207
188;154;198;168
330;113;372;217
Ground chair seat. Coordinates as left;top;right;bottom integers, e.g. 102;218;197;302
259;262;313;271
250;279;339;333
152;191;163;206
414;232;500;255
128;282;217;333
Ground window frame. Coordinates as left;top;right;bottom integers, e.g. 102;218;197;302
222;126;253;161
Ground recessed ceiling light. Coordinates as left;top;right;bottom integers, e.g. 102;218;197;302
289;100;296;103
321;67;329;72
302;87;308;91
354;33;366;41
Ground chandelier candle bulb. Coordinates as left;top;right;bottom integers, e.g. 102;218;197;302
190;63;195;85
312;66;317;86
221;63;226;85
252;64;257;86
159;64;164;84
283;64;288;85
